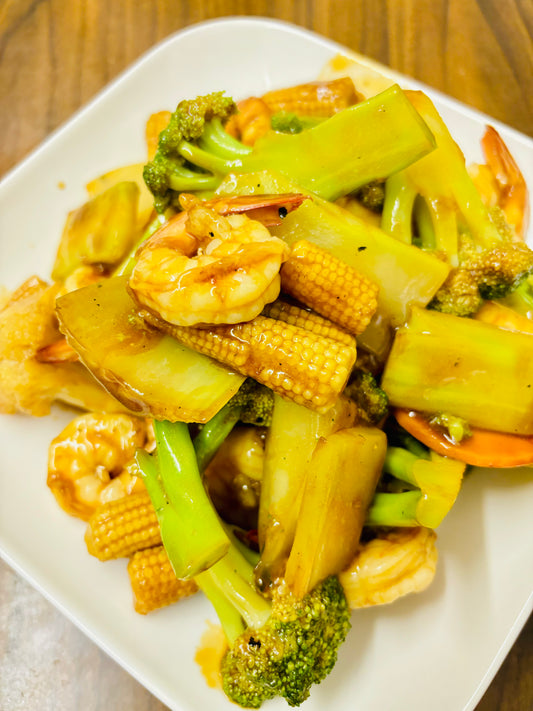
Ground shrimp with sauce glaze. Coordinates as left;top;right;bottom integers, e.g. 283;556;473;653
47;412;154;520
128;193;306;327
470;125;530;239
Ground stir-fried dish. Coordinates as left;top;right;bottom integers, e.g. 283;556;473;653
1;57;532;708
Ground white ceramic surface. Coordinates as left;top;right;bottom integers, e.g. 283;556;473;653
0;17;532;711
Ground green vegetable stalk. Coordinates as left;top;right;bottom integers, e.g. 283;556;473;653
144;86;436;212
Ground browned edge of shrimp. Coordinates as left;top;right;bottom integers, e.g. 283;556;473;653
481;125;530;239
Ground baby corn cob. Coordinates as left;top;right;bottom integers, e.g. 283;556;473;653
262;299;354;346
261;77;361;116
280;239;379;336
128;545;198;614
85;491;161;561
142;311;357;414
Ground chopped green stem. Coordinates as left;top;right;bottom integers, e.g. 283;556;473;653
365;491;422;527
381;171;417;244
413;195;436;249
201;553;272;632
194;572;246;644
427;198;458;264
500;278;533;317
136;449;166;508
141;420;230;578
168;168;221;192
178;140;244;175
383;447;419;486
199;118;253;158
193;399;243;472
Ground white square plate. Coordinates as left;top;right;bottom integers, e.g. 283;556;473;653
1;17;532;711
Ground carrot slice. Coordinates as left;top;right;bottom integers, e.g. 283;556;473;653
395;408;533;468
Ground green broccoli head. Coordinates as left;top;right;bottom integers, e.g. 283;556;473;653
461;243;533;301
221;576;351;708
352;180;386;213
231;379;274;428
143;92;244;212
428;267;484;317
428;240;533;316
270;111;323;135
344;369;389;425
159;92;236;150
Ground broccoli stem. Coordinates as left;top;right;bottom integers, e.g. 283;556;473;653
168;163;221;193
194;569;247;644
242;85;436;202
383;446;420;486
365;491;422;526
381;171;417;244
500;277;533;317
197;548;271;636
382;305;533;434
138;421;231;579
138;417;272;647
178;141;244;175
198;118;253;158
193;398;244;472
413;195;436;249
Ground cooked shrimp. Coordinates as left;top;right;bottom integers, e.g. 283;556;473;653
339;527;438;608
224;97;272;146
129;194;306;327
47;412;153;520
481;125;530;239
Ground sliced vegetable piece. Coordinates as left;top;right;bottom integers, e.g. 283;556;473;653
244;84;436;202
52;182;140;281
285;426;387;598
395;408;533;468
141;309;356;415
257;395;357;587
381;306;533;434
86;163;155;230
55;276;245;422
217;171;450;326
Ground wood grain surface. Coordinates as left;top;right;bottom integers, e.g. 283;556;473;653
0;1;532;710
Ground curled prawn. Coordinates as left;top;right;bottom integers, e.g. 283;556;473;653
47;412;153;520
128;193;306;327
481;125;530;239
339;527;438;609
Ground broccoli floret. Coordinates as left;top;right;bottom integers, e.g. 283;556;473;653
377;90;532;317
270;111;322;134
143;92;249;212
428;412;472;443
429;242;533;316
144;86;436;212
221;576;351;708
428;268;483;317
137;417;352;709
461;243;533;300
344;369;389;424
352;180;386;213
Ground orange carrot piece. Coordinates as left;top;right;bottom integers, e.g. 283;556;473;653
395;408;533;468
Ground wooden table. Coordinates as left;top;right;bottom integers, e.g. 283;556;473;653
0;1;531;709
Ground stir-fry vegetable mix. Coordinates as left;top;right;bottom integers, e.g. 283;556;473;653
1;65;531;708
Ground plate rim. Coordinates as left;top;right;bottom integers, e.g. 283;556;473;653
1;15;532;711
